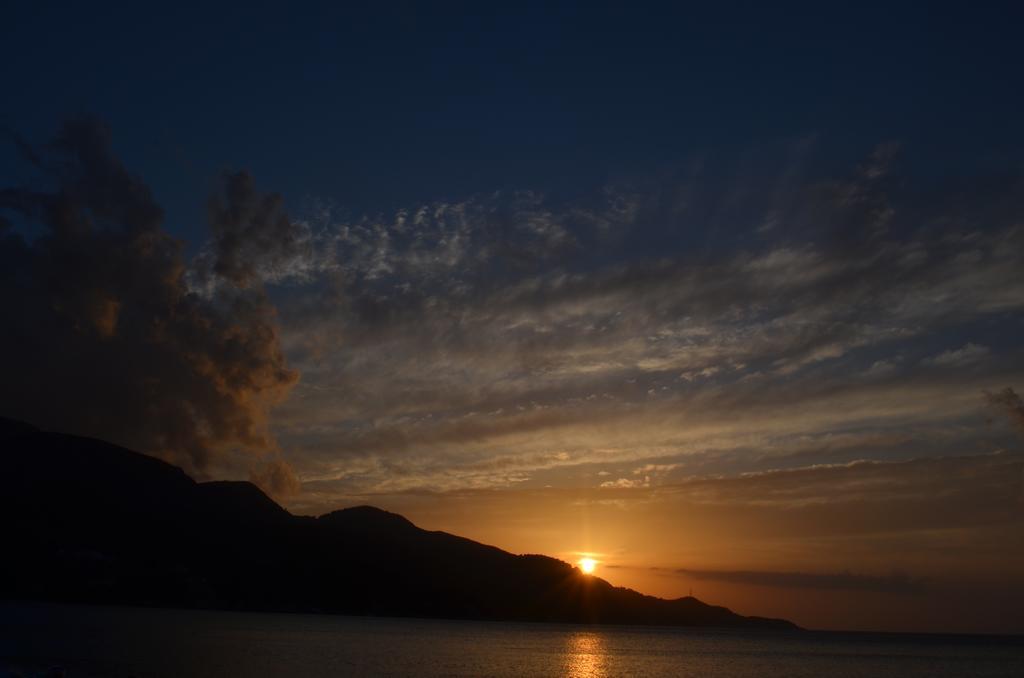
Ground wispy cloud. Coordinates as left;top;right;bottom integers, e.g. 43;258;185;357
674;568;927;593
924;343;990;368
251;148;1024;497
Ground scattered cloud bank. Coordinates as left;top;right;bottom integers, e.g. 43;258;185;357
4;124;1024;505
251;143;1024;498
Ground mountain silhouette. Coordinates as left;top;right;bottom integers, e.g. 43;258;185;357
0;418;796;629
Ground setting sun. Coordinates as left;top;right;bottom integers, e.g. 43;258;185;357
578;558;597;574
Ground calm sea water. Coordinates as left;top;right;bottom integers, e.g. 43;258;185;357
2;603;1022;677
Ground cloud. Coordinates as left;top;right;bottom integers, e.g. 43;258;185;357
254;145;1024;499
250;457;302;499
600;476;650;489
667;451;1023;514
863;357;901;379
196;170;314;288
9;125;1022;506
925;343;990;368
0;118;297;472
675;568;927;593
986;387;1024;434
633;463;681;475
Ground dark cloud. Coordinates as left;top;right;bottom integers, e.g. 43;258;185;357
986;387;1024;435
675;568;927;594
201;170;312;288
0;117;297;472
250;457;302;499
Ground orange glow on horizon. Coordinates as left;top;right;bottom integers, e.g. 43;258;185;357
578;557;597;574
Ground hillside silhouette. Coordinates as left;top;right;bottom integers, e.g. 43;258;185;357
0;418;795;629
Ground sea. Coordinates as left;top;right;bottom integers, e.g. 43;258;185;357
2;602;1022;677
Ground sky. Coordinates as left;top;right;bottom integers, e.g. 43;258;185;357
2;2;1024;633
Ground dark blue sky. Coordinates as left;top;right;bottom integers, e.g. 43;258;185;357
4;2;1023;248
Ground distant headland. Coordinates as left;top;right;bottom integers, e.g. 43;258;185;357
0;418;796;630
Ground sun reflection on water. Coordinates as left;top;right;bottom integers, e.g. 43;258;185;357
563;631;607;677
